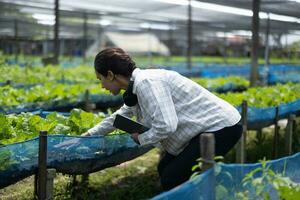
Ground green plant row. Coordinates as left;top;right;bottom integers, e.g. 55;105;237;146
0;83;109;111
0;81;299;112
0;64;251;88
192;76;249;89
217;82;300;107
133;56;300;65
0;65;96;84
0;76;248;111
0;109;109;145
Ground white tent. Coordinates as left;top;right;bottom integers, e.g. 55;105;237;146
86;32;170;57
105;32;170;56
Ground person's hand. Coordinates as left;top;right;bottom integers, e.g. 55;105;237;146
81;132;91;136
130;133;140;145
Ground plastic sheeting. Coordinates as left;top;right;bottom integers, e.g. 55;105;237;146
152;152;300;200
0;135;152;189
268;72;300;84
1;96;300;189
0;94;123;114
158;64;300;85
237;99;300;130
198;64;300;78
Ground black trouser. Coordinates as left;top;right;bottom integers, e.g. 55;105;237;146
157;123;242;191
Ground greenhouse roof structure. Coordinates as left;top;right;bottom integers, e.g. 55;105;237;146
0;0;300;39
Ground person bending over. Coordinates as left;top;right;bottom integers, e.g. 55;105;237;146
82;47;242;191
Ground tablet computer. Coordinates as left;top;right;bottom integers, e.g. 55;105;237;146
113;114;149;134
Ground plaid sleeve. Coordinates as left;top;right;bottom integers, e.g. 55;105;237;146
88;104;134;135
137;79;178;146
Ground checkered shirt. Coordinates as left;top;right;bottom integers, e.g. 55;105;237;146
88;68;241;156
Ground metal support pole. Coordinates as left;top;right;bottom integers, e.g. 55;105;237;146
256;128;263;143
97;25;103;50
187;0;192;69
84;89;95;112
60;39;64;56
46;169;56;200
264;14;270;66
14;19;19;62
38;131;48;200
272;107;280;158
167;22;174;62
263;13;270;85
223;32;228;64
81;174;89;186
250;0;260;86
236;100;248;163
147;27;152;65
200;133;215;171
34;173;38;198
54;0;60;65
83;13;88;62
5;80;12;86
200;133;215;200
43;40;48;57
285;114;296;156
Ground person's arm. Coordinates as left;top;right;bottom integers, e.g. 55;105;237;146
87;104;134;136
136;79;178;146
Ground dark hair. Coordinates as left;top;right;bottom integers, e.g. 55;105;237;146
94;48;136;77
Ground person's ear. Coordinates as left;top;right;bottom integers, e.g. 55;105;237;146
107;70;115;81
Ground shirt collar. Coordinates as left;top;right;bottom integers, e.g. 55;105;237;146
131;68;140;94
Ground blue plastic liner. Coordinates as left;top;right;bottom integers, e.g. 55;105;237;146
0;135;152;189
268;72;300;84
236;99;300;129
157;64;300;85
0;98;300;190
152;152;300;200
0;94;123;114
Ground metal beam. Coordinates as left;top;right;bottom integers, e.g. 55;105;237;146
83;13;88;61
263;13;270;85
264;13;270;66
54;0;60;64
14;19;19;62
250;0;260;87
187;0;192;69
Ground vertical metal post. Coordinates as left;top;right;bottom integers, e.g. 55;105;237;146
236;100;247;163
223;32;228;64
285;114;295;156
84;89;95;111
272;107;280;158
187;0;192;69
38;131;48;200
81;174;89;186
43;40;48;57
256;128;262;142
83;13;88;62
147;27;152;65
5;80;12;86
263;13;270;85
46;169;56;200
250;0;260;87
167;22;174;62
200;133;215;171
200;133;215;200
256;128;263;143
97;25;103;50
264;14;270;66
14;19;19;62
54;0;60;65
34;173;38;198
60;39;64;56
